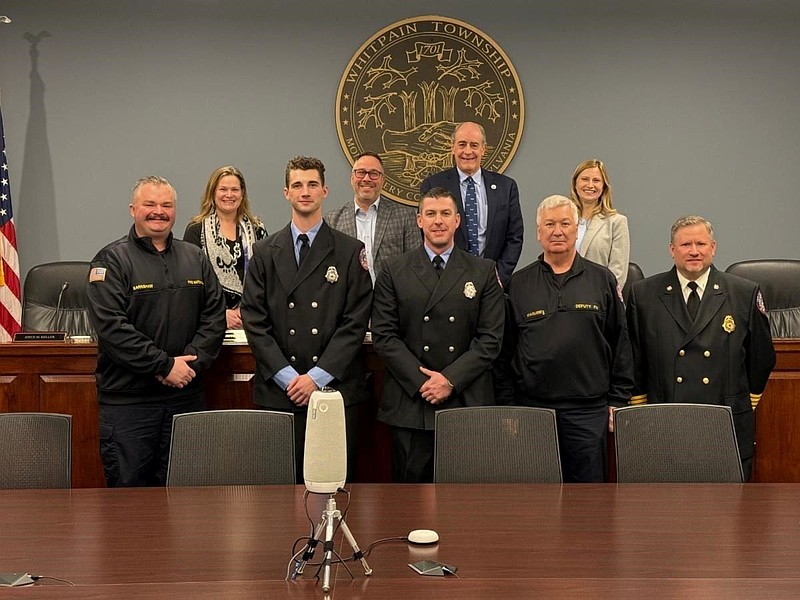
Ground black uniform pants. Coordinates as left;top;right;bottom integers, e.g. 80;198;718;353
555;405;608;483
99;393;205;487
390;426;435;483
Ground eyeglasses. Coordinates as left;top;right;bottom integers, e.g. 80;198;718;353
352;169;383;180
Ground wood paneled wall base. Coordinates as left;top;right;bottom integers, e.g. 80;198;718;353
1;340;798;487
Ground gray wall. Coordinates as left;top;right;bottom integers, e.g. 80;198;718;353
1;0;798;282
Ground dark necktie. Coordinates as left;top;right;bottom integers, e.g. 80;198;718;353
298;233;310;267
464;176;480;256
687;281;700;320
432;255;444;278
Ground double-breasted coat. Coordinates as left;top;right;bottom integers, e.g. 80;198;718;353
626;265;776;460
371;246;505;430
241;222;373;411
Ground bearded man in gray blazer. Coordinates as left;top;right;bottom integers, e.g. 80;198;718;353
326;152;420;283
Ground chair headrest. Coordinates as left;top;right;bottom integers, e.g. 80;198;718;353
725;260;800;308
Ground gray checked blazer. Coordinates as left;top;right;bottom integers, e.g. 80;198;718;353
325;197;421;278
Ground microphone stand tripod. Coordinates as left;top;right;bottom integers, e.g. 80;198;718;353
294;493;372;593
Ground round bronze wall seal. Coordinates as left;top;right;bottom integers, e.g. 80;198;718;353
336;15;525;206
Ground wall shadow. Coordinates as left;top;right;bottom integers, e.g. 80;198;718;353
17;31;57;280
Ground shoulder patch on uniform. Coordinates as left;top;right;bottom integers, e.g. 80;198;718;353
756;289;767;315
359;247;370;272
89;267;106;283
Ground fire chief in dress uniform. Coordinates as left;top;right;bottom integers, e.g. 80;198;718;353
626;215;776;480
241;156;372;482
371;187;505;483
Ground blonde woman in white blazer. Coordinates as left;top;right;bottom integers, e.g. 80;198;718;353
570;159;630;288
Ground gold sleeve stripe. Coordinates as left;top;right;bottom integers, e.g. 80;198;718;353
750;393;762;410
629;394;648;405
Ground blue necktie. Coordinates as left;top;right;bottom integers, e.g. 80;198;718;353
464;176;480;256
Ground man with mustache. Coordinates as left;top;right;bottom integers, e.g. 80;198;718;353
87;176;225;487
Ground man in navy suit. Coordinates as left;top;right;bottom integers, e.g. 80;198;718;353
420;121;523;287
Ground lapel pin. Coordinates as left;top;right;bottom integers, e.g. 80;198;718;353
491;184;497;190
666;285;673;292
463;282;477;299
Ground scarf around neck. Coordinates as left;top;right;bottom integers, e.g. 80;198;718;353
200;212;258;299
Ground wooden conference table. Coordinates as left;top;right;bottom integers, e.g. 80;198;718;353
2;483;800;599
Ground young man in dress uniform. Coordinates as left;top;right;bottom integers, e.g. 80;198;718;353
241;156;373;482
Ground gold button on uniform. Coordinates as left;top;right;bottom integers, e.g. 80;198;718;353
676;377;683;383
702;377;710;384
423;345;430;352
289;329;296;335
679;349;685;357
449;316;455;322
423;316;430;322
312;356;318;362
288;302;295;308
704;351;711;357
311;328;318;335
448;346;455;352
311;301;318;308
290;356;296;362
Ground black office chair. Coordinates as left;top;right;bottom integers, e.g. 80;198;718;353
622;261;644;305
434;406;562;483
166;410;295;486
22;261;95;337
725;259;800;338
614;404;743;483
0;413;72;489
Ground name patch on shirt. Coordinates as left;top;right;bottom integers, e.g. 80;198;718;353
132;283;154;291
186;279;204;286
575;303;600;311
526;309;545;318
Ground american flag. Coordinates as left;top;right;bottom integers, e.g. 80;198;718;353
0;103;22;340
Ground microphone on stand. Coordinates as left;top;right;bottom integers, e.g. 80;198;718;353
12;280;72;342
293;389;371;591
54;281;69;334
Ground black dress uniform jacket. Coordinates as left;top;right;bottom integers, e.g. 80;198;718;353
241;222;372;410
626;265;776;461
371;246;505;430
87;226;226;402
